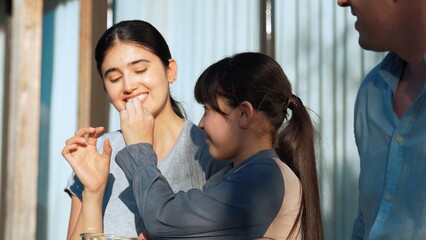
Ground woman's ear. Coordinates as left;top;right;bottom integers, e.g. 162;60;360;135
238;101;255;129
167;59;178;84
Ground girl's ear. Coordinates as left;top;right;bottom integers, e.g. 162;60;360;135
238;101;255;129
167;59;178;84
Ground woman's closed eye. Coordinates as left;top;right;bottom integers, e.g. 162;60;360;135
111;77;122;82
103;68;122;82
107;74;122;83
134;69;147;74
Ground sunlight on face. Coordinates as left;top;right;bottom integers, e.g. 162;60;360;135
101;42;174;117
198;98;240;161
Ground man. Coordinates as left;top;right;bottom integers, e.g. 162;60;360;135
337;0;426;239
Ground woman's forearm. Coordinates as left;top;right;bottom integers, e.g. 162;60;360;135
69;191;104;240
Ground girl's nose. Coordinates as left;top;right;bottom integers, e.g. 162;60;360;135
197;117;204;130
337;0;350;7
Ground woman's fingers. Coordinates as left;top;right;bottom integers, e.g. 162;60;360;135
64;136;86;146
65;127;96;146
121;99;142;121
132;98;143;117
102;138;112;160
86;126;105;146
65;126;104;147
74;126;96;137
61;143;77;159
120;99;154;145
62;126;105;165
125;100;137;117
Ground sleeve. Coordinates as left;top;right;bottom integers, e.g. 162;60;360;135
115;143;283;239
351;210;365;240
64;172;84;199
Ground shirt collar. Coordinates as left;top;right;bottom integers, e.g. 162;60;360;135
230;149;278;170
378;52;406;93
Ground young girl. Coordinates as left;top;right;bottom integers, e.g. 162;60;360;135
63;52;324;239
63;20;229;240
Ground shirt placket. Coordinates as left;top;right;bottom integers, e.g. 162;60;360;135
368;129;405;239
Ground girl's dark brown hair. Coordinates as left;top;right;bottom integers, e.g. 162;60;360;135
94;20;185;119
194;52;323;240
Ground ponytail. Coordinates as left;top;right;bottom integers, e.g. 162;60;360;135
276;95;324;240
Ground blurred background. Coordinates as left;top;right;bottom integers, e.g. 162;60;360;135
0;0;385;239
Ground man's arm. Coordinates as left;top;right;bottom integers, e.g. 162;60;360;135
352;210;365;240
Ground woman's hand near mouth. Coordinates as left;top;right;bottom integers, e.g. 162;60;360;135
120;98;155;146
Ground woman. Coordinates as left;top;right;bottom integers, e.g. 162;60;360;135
64;52;324;239
64;20;229;240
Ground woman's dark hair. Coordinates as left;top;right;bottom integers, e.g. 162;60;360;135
95;20;185;119
194;52;324;240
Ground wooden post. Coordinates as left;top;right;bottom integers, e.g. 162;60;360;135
78;0;109;130
1;0;43;239
0;2;10;238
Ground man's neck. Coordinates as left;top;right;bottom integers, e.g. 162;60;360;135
393;54;426;117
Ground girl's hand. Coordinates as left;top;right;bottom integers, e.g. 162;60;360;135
120;99;155;146
61;126;112;194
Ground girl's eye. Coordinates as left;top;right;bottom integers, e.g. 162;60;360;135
202;105;211;115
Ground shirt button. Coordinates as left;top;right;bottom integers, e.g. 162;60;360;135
395;135;404;143
385;193;392;201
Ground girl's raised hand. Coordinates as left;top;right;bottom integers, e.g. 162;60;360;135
120;99;155;146
61;126;112;194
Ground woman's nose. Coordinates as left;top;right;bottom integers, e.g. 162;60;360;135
337;0;350;7
123;76;138;93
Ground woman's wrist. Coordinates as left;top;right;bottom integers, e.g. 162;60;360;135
82;188;105;202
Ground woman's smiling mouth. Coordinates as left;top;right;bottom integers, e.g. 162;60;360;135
126;93;148;103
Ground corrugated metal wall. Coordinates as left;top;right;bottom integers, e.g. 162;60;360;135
112;1;386;238
110;0;262;130
0;0;387;239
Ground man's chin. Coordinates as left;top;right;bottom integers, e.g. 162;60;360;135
358;38;388;52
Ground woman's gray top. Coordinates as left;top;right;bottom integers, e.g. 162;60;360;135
65;121;229;236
